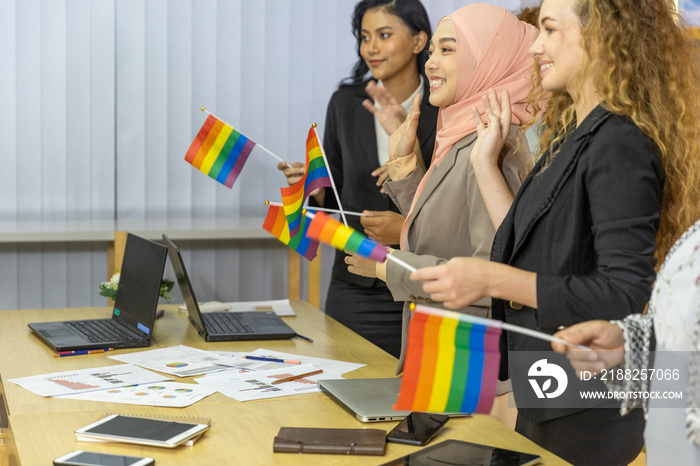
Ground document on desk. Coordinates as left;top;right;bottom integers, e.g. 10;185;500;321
194;364;342;401
178;299;296;316
57;381;216;407
227;299;296;316
8;364;171;397
109;345;237;377
209;349;366;376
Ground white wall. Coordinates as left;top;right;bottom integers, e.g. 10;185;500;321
0;0;529;310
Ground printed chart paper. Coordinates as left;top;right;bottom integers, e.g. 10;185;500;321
246;348;365;375
8;364;170;397
58;381;216;407
195;364;341;401
109;345;236;377
201;356;300;376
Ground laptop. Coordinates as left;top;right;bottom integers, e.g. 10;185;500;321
162;234;296;342
318;378;412;422
29;233;167;352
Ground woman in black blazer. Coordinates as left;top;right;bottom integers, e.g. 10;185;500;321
412;0;700;464
278;0;438;357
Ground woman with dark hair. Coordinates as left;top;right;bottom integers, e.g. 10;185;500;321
277;0;437;357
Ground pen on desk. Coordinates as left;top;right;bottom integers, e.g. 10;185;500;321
55;348;115;358
271;369;324;385
294;333;314;343
244;355;301;364
155;309;165;319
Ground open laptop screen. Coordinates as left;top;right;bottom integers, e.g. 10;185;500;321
113;234;168;337
161;234;207;334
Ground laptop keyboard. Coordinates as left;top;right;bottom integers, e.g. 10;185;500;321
203;312;253;334
67;320;141;342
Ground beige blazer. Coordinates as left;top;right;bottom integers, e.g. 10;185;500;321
383;126;530;372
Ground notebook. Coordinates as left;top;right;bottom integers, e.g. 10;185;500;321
162;234;296;342
28;233;167;352
317;378;412;422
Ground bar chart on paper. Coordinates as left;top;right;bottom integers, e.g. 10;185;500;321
194;364;339;401
7;364;170;397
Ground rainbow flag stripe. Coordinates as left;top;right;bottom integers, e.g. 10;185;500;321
394;305;502;414
262;204;319;261
280;126;332;236
305;211;387;262
185;114;256;188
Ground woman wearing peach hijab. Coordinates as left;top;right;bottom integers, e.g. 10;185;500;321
347;3;538;371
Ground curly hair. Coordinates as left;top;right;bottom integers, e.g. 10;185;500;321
525;0;700;263
515;6;541;27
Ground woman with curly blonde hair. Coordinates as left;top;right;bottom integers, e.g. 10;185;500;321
408;0;700;464
529;0;700;262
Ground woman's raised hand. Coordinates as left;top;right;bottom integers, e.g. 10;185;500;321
388;94;421;162
470;89;512;167
362;81;407;135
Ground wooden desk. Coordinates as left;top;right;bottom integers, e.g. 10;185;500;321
0;302;570;465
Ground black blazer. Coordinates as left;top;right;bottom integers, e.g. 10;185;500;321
321;79;438;286
491;105;664;422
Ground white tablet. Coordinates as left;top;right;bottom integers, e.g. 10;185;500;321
74;414;209;448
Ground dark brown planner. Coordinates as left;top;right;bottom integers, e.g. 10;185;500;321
273;427;387;456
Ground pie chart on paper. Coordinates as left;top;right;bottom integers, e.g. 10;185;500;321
166;362;188;368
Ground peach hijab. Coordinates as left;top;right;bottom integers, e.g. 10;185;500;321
399;4;538;249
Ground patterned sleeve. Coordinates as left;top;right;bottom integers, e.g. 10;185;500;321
608;313;654;415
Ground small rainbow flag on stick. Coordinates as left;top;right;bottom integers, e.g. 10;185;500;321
393;304;588;414
305;210;387;262
304;210;416;272
185;109;283;188
394;304;502;414
263;203;319;261
280;125;336;236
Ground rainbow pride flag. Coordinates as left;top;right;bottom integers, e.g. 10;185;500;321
185;114;256;188
394;305;502;414
305;211;387;262
263;204;319;261
280;126;332;236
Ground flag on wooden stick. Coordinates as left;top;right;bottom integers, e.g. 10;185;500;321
262;203;319;261
394;304;502;414
280;125;333;236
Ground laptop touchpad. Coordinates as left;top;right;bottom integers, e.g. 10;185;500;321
39;328;75;339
